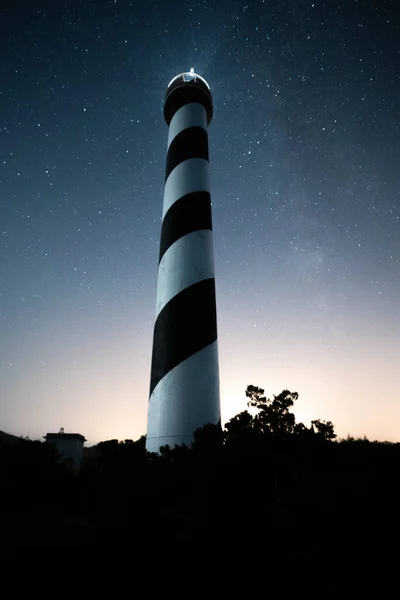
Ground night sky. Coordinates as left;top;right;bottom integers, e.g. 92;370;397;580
1;0;399;445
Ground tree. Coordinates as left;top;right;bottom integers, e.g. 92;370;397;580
224;410;257;445
192;423;224;454
311;420;337;442
246;386;299;438
294;421;314;440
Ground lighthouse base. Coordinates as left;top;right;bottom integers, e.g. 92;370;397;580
146;341;220;453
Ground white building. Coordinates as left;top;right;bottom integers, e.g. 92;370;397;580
44;429;86;474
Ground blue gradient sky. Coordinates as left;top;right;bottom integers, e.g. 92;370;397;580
1;0;399;444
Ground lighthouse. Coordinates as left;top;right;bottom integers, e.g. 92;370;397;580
146;69;220;453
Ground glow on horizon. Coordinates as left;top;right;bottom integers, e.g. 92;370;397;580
2;308;399;445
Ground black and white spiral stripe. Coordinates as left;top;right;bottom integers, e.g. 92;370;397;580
146;100;220;452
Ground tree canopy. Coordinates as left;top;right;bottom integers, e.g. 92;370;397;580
222;384;336;446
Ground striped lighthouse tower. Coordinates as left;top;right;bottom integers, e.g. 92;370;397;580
146;69;220;453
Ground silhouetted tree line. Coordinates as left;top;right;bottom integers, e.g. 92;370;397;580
1;385;400;560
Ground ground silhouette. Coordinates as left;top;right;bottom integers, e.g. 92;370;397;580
1;385;399;564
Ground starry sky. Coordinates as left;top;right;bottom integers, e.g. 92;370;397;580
1;0;399;445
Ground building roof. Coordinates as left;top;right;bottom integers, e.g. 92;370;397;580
44;433;86;442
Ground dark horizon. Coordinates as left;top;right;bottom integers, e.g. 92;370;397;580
2;397;399;558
